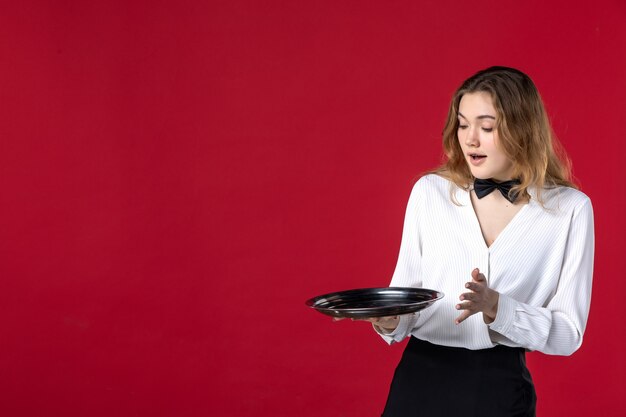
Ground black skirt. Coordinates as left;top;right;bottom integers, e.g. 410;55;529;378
382;337;536;417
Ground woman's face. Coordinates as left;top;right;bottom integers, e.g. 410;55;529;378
457;91;514;181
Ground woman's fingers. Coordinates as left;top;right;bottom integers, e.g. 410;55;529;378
332;315;398;324
459;291;477;301
372;316;399;325
471;268;480;277
455;309;472;325
456;268;500;324
456;268;489;324
465;281;483;292
455;300;476;311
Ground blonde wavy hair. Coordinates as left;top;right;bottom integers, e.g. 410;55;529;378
433;66;576;202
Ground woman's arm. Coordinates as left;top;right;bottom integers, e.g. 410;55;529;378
374;181;425;344
488;198;595;355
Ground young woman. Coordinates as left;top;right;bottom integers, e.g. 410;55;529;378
369;67;594;417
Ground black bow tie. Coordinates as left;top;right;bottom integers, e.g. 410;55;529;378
473;178;521;203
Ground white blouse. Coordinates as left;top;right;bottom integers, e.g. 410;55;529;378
378;174;594;355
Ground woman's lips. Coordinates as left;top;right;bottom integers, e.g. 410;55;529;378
468;153;486;166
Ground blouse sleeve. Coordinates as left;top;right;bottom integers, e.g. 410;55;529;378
375;180;424;344
488;198;595;355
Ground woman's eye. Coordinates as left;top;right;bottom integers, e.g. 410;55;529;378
482;127;493;133
458;125;468;130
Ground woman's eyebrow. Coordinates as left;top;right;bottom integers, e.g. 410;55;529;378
458;112;496;120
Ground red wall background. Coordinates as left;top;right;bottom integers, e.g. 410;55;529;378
1;1;625;416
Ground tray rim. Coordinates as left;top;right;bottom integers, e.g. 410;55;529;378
306;287;444;318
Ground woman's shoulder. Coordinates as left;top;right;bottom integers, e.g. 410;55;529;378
407;174;462;206
536;185;592;212
414;173;454;190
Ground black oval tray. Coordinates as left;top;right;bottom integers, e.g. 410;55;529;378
306;287;444;319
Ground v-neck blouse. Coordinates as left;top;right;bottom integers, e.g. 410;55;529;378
379;174;594;355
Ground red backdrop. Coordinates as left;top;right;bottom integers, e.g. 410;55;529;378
1;1;625;416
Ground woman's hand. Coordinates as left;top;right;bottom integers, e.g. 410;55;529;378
367;316;400;334
333;315;400;333
455;268;499;325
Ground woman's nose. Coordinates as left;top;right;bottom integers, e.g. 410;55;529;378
464;127;479;147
